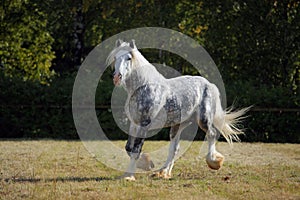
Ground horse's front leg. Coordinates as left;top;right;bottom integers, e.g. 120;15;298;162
154;122;190;179
123;124;146;181
154;125;180;179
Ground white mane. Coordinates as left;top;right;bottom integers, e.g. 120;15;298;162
131;49;165;83
106;42;132;66
108;41;165;86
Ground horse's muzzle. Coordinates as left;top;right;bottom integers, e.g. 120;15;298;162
113;73;122;86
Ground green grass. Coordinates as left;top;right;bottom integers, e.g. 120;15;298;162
0;140;299;199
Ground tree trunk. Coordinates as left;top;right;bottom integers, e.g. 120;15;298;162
73;1;85;69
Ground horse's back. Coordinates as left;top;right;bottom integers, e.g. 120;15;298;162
166;76;212;122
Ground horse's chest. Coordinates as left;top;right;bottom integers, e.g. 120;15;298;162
127;84;165;126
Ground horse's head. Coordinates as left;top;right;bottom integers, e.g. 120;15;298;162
108;39;137;86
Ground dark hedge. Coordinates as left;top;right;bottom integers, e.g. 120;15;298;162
0;72;299;143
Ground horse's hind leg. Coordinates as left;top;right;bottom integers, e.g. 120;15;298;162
154;122;190;179
205;125;224;170
198;88;224;170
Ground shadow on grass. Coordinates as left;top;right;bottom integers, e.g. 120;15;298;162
2;176;113;183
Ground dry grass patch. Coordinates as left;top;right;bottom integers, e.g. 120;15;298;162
0;140;299;199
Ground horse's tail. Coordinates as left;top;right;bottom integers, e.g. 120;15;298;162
220;107;251;144
211;84;251;144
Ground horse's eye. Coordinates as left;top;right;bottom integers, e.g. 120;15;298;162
127;57;132;61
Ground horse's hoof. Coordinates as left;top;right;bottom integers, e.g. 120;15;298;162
124;176;136;181
151;169;171;179
136;153;155;171
206;152;224;170
120;173;136;181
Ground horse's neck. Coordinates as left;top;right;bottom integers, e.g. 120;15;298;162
124;64;165;94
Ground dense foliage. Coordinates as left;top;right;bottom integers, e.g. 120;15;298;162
0;0;299;142
0;0;55;84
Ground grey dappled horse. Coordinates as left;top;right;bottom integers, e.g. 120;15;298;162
107;39;249;181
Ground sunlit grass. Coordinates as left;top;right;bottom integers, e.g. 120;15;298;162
0;140;299;199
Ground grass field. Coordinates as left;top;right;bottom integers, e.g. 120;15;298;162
0;140;299;200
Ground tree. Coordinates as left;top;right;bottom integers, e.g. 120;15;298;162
0;0;55;84
200;0;299;106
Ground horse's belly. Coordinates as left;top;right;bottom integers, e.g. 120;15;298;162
149;93;195;129
146;109;181;129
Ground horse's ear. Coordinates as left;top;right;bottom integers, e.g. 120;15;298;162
116;39;123;47
129;39;136;49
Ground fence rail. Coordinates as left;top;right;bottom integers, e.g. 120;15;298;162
1;105;299;112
